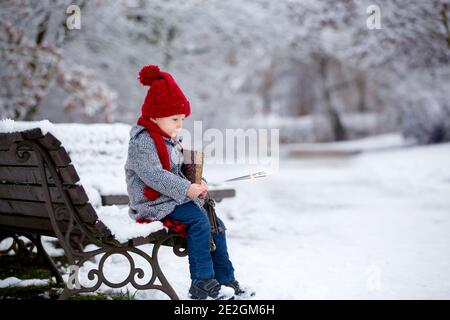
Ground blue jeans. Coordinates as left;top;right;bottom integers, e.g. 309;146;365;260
168;201;235;283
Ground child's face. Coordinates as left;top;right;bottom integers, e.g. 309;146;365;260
150;114;185;138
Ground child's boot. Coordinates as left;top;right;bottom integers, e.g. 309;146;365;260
223;280;255;299
189;278;234;300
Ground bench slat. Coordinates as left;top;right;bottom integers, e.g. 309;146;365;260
21;128;45;140
37;132;62;150
0;199;97;224
209;189;236;201
0;213;80;236
99;189;236;206
0;130;61;151
0;132;23;150
0;129;43;143
0;165;80;185
0;146;72;167
0;183;88;205
101;195;130;206
49;147;72;167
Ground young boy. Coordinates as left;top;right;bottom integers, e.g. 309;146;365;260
125;65;250;299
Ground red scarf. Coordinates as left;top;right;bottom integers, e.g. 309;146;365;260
136;115;188;237
137;115;173;201
136;217;188;238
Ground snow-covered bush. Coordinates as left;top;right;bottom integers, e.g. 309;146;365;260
401;85;450;144
402;105;450;145
0;1;63;120
58;66;117;122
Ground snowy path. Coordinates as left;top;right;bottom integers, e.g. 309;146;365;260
158;143;450;299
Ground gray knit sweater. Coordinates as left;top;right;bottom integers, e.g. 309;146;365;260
125;124;206;221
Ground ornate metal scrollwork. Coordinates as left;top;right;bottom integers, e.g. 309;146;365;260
14;144;32;163
173;240;188;257
0;234;37;258
54;205;70;221
59;235;181;300
0;235;20;256
0;233;64;284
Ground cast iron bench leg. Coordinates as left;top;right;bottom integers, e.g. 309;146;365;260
33;235;64;285
59;235;183;300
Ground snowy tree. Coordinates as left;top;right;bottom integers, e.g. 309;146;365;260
0;0;65;120
0;0;117;122
284;0;450;143
2;0;449;143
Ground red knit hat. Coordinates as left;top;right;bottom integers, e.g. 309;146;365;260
138;64;191;118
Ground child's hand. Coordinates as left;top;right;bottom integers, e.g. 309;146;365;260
198;180;208;199
186;183;207;199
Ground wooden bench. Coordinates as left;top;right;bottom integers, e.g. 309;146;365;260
101;188;235;206
0;128;190;300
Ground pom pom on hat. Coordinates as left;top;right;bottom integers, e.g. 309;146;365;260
138;64;191;118
138;64;161;86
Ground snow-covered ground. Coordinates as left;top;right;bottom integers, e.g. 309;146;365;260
83;141;450;300
1;120;449;299
0;277;51;289
152;142;449;300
